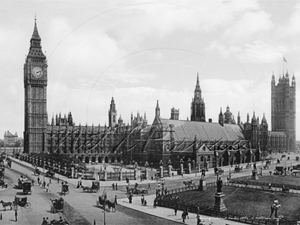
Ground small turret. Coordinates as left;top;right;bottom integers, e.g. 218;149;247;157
155;100;160;118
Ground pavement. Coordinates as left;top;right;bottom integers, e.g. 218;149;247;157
8;152;300;225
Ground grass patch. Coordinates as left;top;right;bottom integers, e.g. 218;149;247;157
167;186;300;221
253;175;300;186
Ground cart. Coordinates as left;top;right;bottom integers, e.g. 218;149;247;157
91;181;100;192
22;181;32;194
45;170;55;178
50;197;64;213
61;183;69;195
13;196;31;209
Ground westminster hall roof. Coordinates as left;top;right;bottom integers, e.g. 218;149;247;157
157;118;245;142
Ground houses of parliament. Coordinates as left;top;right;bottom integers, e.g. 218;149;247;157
23;20;296;169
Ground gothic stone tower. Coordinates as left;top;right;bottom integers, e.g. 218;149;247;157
271;72;296;151
24;19;48;154
191;74;206;122
108;97;117;128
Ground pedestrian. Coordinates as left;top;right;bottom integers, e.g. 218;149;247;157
115;183;118;190
32;179;34;186
43;181;46;188
41;217;47;225
269;183;272;190
46;217;49;224
57;177;60;183
182;211;186;223
114;195;118;205
37;177;40;185
129;194;132;204
164;187;167;195
141;194;144;205
112;183;115;190
49;178;52;184
174;204;178;216
185;207;189;219
148;183;151;190
46;183;50;192
15;209;18;222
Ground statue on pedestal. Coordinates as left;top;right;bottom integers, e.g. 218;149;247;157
216;177;223;193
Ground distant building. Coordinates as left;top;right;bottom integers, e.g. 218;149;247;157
4;131;18;146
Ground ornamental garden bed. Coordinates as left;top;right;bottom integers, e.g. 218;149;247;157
164;186;300;221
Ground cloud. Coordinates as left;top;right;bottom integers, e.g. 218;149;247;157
206;40;287;64
223;11;273;41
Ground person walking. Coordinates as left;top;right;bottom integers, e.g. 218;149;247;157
114;195;118;205
182;211;186;223
174;204;178;216
37;177;40;185
141;194;144;205
15;209;18;222
112;183;115;190
115;183;118;190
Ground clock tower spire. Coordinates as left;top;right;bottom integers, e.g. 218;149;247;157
24;18;48;154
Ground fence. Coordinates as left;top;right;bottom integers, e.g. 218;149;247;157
160;180;299;225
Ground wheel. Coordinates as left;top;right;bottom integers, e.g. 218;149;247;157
25;202;31;209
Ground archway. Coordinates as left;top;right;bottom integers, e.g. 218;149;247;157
223;151;229;166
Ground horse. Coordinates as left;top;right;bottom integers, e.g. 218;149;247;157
0;200;13;211
107;201;116;212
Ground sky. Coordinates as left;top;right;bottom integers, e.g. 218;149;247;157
1;0;300;140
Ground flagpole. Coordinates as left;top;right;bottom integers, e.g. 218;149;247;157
283;56;284;75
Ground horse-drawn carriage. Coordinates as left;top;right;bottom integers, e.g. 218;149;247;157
82;181;100;193
128;187;148;194
34;168;41;175
214;167;224;175
183;180;195;187
0;178;7;188
13;196;31;209
96;196;116;212
61;183;69;195
50;197;64;213
45;170;55;178
0;196;31;211
22;181;32;195
234;165;243;172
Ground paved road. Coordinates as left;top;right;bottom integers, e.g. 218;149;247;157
5;152;298;225
5;159;183;225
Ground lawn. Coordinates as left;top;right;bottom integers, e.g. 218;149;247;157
253;175;300;186
166;186;300;221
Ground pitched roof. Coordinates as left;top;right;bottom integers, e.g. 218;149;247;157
158;118;245;142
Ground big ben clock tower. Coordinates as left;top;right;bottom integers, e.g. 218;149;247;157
24;19;48;154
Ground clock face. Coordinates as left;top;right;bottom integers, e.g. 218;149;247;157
32;67;43;79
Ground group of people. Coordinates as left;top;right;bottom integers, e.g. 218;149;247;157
41;216;69;225
112;182;118;190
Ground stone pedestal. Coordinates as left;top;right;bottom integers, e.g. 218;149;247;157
199;178;207;191
214;192;227;212
252;169;259;180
